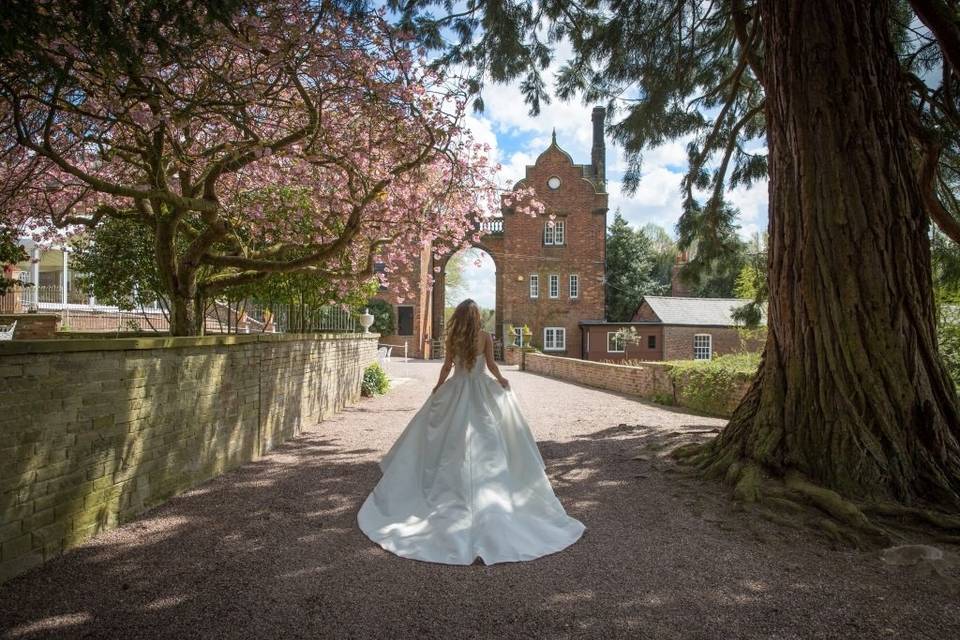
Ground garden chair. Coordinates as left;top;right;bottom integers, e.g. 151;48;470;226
0;320;16;341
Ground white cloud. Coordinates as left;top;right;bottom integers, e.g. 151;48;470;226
727;180;769;238
447;247;496;308
460;37;768;241
608;170;685;232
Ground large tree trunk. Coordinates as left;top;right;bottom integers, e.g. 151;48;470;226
168;294;202;336
709;0;960;509
154;219;202;336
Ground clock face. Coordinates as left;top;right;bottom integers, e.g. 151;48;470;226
547;176;561;190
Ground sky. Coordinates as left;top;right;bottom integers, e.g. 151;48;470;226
448;78;770;310
421;16;772;310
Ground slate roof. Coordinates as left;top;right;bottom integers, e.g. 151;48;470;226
639;296;766;326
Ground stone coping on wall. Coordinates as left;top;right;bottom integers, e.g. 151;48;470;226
0;332;380;355
0;314;61;320
525;350;672;373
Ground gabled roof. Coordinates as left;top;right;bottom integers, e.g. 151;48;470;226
638;296;766;326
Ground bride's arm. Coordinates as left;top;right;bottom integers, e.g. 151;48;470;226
484;334;510;389
432;349;454;394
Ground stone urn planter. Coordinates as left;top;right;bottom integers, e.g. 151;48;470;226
359;308;375;334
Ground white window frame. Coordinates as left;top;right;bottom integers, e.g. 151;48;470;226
543;219;565;245
549;274;559;299
693;334;713;360
543;222;555;245
512;327;523;347
529;274;539;298
543;327;566;351
569;274;579;299
607;332;625;353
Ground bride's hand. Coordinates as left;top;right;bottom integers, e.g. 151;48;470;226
498;377;510;390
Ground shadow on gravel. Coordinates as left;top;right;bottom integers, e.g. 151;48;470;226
1;423;957;640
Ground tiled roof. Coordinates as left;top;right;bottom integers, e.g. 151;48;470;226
639;296;766;326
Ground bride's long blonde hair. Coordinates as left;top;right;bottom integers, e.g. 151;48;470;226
445;299;483;369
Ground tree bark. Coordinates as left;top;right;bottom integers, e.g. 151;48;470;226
709;0;960;508
155;218;200;336
169;294;199;337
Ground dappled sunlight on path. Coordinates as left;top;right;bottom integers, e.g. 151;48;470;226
1;360;958;639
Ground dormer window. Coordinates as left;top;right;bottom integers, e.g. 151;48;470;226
547;176;561;190
544;219;565;245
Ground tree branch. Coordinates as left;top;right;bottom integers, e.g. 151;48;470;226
921;141;960;244
910;0;960;81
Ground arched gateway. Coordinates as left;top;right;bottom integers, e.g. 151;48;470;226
375;108;609;360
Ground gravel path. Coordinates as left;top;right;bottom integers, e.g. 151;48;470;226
1;360;958;639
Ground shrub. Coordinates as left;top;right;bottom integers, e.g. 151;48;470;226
361;363;390;397
665;353;760;416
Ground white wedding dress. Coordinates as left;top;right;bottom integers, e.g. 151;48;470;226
357;353;585;565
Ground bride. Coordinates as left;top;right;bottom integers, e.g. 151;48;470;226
357;299;586;565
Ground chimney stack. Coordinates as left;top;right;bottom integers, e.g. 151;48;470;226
670;251;691;297
591;106;606;189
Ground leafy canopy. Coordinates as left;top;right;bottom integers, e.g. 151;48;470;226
0;0;541;335
605;210;664;321
387;0;960;257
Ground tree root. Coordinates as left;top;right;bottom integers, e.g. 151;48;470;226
859;502;960;531
668;441;960;549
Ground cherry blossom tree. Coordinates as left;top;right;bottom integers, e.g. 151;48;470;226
0;0;538;335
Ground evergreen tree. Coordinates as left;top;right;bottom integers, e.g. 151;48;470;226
390;0;960;534
642;223;677;292
605;211;663;321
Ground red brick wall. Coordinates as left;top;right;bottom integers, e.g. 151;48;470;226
373;246;433;359
0;314;59;339
524;351;751;417
662;326;749;361
583;324;663;361
525;351;674;398
632;301;660;322
500;144;607;359
373;137;608;361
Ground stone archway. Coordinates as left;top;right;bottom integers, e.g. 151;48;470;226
429;226;505;358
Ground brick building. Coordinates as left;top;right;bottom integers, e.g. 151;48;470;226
373;109;765;364
375;107;609;359
580;296;765;362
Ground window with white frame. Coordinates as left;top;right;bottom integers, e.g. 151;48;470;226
543;219;565;245
529;274;539;298
543;327;566;351
693;334;713;360
607;332;624;353
569;274;579;298
548;274;559;298
511;326;523;347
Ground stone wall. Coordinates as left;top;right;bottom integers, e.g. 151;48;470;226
0;333;377;583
